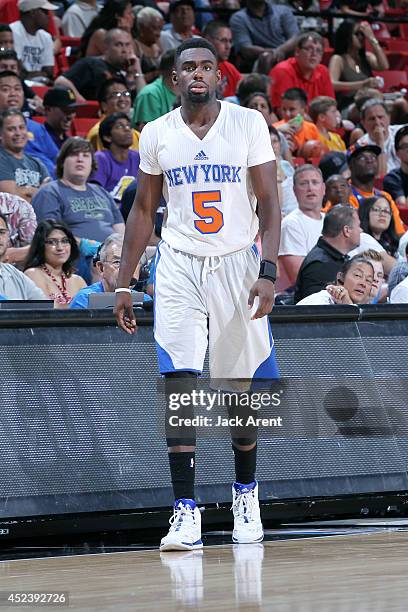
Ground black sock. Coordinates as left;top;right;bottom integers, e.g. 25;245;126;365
168;451;195;501
232;444;257;485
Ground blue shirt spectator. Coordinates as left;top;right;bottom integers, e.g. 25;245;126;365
230;0;299;71
69;280;152;308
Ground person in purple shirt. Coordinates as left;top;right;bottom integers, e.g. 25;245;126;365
90;112;140;202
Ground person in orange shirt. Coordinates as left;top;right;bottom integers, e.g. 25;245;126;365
309;96;346;153
273;87;321;157
324;143;405;236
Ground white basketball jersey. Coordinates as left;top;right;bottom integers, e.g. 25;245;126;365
139;101;275;256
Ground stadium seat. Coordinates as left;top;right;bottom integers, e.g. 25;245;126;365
385;51;408;71
31;85;49;99
60;37;81;49
75;102;100;118
72;117;98;137
398;208;408;227
384;7;406;15
399;24;408;39
383;39;408;52
322;49;334;67
371;22;391;39
373;70;408;92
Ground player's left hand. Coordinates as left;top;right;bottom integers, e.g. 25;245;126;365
248;279;275;320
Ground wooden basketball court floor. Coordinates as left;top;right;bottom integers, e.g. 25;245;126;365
0;525;408;611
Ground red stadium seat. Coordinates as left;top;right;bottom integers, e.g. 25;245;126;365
31;85;49;99
322;49;334;67
400;24;408;39
0;0;19;23
371;22;391;39
75;102;100;118
60;36;81;49
385;51;408;71
72;117;98;137
398;208;408;227
383;39;408;52
373;70;408;92
384;7;406;15
374;177;384;191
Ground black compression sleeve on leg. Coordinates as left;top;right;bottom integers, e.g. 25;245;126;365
232;443;257;485
226;392;258;446
165;372;197;499
226;391;258;484
165;371;198;447
168;451;196;500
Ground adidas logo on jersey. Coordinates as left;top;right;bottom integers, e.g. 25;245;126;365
194;150;209;161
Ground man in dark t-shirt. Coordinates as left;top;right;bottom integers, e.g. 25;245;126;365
294;205;361;303
55;28;145;101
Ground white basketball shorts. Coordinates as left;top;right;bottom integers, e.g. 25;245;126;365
153;241;279;381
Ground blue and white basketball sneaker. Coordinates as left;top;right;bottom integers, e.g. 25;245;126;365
160;498;203;552
231;481;264;544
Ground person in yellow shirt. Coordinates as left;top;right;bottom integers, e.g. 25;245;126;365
87;78;140;152
309;96;346;153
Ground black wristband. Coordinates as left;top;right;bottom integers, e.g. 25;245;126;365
259;259;277;283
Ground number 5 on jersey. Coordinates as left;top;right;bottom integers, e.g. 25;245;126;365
192;190;223;234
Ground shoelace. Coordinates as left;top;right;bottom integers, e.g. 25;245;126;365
232;490;258;525
168;504;195;533
201;255;222;284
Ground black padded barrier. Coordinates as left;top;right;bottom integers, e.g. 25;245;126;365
0;304;408;529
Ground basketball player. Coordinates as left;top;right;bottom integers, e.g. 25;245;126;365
115;38;281;551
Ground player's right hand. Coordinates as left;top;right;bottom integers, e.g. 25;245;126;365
114;292;137;334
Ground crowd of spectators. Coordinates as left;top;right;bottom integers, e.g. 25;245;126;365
0;0;406;308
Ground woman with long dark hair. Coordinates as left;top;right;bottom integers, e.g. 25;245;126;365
358;196;399;258
329;20;388;110
81;0;135;57
358;196;399;257
24;220;86;306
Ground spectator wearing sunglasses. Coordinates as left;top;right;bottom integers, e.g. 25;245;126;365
87;78;140;152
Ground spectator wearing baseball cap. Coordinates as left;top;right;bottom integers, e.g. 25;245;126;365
25;87;82;178
10;0;57;84
319;151;349;182
324;143;405;236
160;0;200;53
